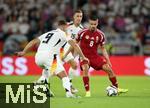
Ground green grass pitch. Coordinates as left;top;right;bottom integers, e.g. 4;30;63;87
0;76;150;108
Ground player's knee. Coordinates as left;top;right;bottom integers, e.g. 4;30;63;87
82;65;89;76
69;60;77;70
82;70;88;76
102;64;112;73
71;64;77;70
57;71;67;79
105;67;115;77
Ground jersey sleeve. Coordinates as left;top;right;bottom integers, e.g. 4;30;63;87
99;32;106;46
76;29;84;42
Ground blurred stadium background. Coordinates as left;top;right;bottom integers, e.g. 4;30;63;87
0;0;150;108
0;0;150;56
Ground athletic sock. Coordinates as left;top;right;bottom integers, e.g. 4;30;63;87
62;77;71;92
37;70;50;83
68;68;76;79
70;79;73;87
82;76;90;91
109;77;118;88
37;76;45;83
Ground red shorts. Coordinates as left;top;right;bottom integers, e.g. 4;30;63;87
80;56;106;70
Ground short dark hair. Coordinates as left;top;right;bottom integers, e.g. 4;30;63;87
89;15;98;21
58;20;67;26
74;9;83;14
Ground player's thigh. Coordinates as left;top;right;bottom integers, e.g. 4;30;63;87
102;64;114;75
44;61;67;79
67;59;77;69
90;56;106;70
35;52;50;69
55;57;67;78
63;52;74;63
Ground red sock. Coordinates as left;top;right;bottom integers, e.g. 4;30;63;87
109;77;118;88
83;76;90;91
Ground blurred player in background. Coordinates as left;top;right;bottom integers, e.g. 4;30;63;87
16;20;88;98
63;9;84;93
75;16;128;97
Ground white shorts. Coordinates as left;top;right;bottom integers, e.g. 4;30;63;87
35;52;65;76
63;43;74;62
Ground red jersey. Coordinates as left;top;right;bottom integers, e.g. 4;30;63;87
76;28;105;57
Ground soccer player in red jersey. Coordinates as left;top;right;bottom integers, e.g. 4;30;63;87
76;16;128;97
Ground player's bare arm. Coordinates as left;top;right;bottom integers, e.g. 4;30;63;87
16;38;40;56
63;39;79;60
99;45;112;67
68;39;89;63
62;46;74;61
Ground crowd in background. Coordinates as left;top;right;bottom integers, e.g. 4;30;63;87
0;0;150;55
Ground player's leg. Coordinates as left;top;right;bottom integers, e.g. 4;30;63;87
80;61;91;97
67;59;77;79
37;69;50;83
55;56;76;98
63;44;78;93
67;58;78;93
36;69;55;97
90;56;118;88
33;67;55;97
35;52;50;83
63;44;77;79
56;71;76;98
34;53;54;97
102;64;118;88
102;64;128;93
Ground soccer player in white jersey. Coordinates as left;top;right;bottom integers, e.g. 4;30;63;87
63;9;84;93
16;20;88;98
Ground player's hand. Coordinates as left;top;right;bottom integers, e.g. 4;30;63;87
83;57;89;64
15;51;26;57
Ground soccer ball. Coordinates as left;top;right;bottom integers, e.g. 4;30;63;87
106;86;118;96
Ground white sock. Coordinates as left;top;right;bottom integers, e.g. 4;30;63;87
43;69;50;82
62;77;71;92
37;76;45;83
37;69;50;83
68;68;76;79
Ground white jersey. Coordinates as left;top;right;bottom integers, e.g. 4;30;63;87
67;22;83;39
37;28;69;54
35;28;70;75
63;22;83;62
